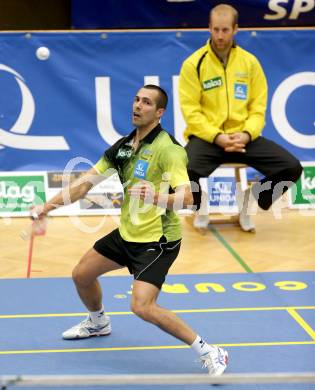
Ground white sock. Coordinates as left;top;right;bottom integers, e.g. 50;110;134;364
193;189;209;228
199;179;210;216
238;188;255;232
89;305;106;325
191;335;215;356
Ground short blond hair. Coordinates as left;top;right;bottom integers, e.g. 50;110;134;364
209;4;238;27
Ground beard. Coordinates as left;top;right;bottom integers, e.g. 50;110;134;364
212;39;230;52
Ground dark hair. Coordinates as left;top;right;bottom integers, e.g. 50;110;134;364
143;84;168;109
209;4;238;27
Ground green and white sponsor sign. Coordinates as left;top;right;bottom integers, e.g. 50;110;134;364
289;162;315;209
0;174;46;216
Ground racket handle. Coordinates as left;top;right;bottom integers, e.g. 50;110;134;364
20;216;47;241
20;210;39;241
30;210;39;220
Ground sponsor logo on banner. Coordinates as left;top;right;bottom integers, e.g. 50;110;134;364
0;175;46;213
264;0;315;21
1;32;313;170
47;171;85;188
290;163;315;208
203;77;222;91
208;177;237;207
134;160;149;179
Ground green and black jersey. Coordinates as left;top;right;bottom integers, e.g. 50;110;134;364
94;124;190;243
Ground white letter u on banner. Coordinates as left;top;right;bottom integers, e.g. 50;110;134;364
95;76;123;145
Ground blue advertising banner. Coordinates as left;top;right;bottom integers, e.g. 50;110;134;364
71;0;315;28
0;30;314;172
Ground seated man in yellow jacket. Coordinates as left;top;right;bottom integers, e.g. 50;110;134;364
179;3;302;230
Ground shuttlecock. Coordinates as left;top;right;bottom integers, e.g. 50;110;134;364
36;46;50;60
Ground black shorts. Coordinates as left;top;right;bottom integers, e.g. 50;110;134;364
93;228;181;289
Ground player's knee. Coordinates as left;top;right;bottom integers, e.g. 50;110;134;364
131;300;154;322
72;264;89;287
130;300;146;318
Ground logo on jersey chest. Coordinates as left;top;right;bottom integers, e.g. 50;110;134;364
134;160;149;179
116;146;133;159
203;76;222;91
234;83;248;100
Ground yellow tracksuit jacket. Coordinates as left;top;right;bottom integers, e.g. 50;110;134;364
179;40;267;143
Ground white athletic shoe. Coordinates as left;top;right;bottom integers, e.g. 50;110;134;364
62;315;111;340
200;346;228;376
238;188;256;233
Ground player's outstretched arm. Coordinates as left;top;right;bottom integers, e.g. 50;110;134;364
31;167;101;218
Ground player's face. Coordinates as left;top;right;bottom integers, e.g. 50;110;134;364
132;88;164;129
209;12;237;53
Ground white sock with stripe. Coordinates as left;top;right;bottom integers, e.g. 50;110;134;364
89;304;106;325
191;335;215;356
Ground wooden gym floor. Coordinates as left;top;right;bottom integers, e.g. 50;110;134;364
1;208;314;279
